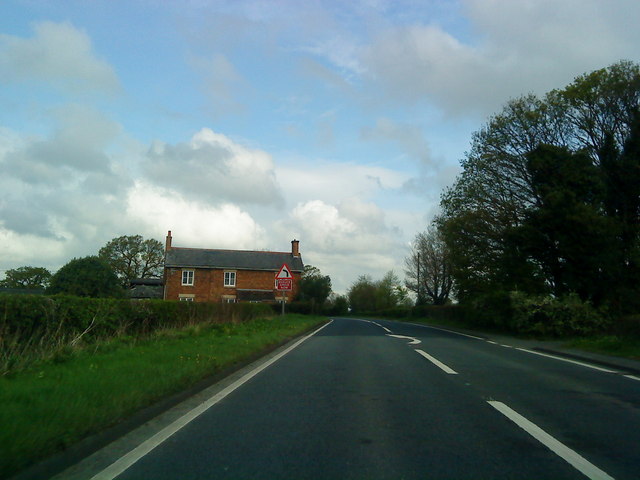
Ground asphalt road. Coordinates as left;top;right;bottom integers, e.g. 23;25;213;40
61;317;640;480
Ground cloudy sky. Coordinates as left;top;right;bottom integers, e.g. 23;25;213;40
1;0;639;294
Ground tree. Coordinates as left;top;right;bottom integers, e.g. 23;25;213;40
405;226;453;305
347;275;377;314
297;265;332;313
98;235;164;287
347;271;409;314
47;256;122;298
0;266;51;290
439;61;640;304
515;144;615;303
325;293;349;316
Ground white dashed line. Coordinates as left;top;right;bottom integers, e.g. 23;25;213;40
415;349;458;374
488;401;615;480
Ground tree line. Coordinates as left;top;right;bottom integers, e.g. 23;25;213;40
0;235;164;297
399;60;640;333
341;61;639;332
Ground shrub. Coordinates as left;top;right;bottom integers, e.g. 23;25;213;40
509;292;610;337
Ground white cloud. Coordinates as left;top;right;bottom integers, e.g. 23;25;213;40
363;0;640;116
276;198;407;293
276;159;408;207
144;128;284;207
0;107;129;239
0;21;120;93
126;182;266;250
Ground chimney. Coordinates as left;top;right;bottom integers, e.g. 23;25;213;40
166;230;172;251
291;239;300;257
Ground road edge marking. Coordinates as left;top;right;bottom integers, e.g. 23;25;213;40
89;320;333;480
487;401;614;480
514;347;617;373
415;349;458;374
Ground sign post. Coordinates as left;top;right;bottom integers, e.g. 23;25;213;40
275;263;293;316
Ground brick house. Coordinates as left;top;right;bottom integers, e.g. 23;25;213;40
163;231;304;303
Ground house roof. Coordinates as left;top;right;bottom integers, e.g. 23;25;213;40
165;247;304;272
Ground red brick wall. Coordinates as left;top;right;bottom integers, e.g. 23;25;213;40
164;267;300;303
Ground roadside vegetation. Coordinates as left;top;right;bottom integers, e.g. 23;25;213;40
0;306;325;479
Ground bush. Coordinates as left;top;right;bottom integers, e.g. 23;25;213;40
508;292;610;337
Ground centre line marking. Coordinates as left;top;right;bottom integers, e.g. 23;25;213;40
415;349;458;374
89;320;333;480
387;334;421;345
488;401;615;480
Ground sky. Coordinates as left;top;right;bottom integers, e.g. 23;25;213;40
1;0;639;295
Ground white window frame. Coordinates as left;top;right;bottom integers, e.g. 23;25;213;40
179;294;195;302
224;270;236;287
182;269;194;286
222;295;236;303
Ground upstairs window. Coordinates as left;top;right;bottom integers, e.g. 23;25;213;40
224;271;236;287
182;269;194;286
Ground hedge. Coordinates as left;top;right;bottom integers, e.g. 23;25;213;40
0;294;273;375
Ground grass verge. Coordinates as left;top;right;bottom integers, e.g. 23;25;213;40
0;314;326;479
564;335;640;360
385;314;640;361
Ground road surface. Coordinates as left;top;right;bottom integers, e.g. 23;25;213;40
59;317;640;480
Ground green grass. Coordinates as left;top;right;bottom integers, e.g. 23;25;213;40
565;335;640;360
0;314;326;478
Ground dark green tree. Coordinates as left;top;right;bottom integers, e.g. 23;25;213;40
515;145;615;303
297;265;332;313
0;266;52;290
439;61;640;305
98;235;164;287
47;256;122;298
347;275;377;314
405;226;453;305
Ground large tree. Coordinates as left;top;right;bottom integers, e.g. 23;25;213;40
404;226;453;305
297;265;332;313
0;266;51;290
98;235;164;287
47;256;122;298
439;61;640;304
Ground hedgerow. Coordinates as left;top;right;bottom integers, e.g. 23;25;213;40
0;294;272;375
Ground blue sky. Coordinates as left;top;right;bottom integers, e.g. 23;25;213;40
1;0;639;294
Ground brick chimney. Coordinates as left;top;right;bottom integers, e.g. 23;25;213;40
166;230;172;251
291;239;300;257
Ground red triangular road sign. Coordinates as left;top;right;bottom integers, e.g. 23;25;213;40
276;263;293;279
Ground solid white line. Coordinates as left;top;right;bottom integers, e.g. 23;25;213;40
514;348;617;373
90;320;333;480
488;401;615;480
624;374;640;382
415;349;458;374
382;326;392;333
386;334;421;345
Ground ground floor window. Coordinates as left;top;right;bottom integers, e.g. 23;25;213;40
179;294;195;302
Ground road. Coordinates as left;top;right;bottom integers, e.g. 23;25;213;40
61;317;640;480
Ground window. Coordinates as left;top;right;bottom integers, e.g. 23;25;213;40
179;294;195;302
224;271;236;287
222;295;236;303
182;269;194;286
